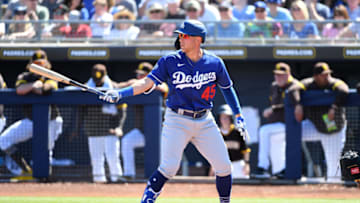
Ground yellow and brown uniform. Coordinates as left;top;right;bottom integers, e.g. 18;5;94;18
267;76;304;124
16;72;60;119
300;77;348;134
221;125;250;162
15;71;60;119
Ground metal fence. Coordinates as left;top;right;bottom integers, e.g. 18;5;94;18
1;19;360;45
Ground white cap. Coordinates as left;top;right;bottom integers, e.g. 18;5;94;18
69;10;81;20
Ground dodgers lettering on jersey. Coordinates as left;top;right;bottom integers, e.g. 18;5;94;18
147;50;233;111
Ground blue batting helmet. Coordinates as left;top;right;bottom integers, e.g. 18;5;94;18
174;20;207;43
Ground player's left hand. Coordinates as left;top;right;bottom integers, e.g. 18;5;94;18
99;89;121;103
235;114;249;141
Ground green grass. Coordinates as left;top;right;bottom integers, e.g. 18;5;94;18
0;197;359;203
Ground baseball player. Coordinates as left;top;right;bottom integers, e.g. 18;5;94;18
295;62;349;181
0;50;63;179
0;73;6;133
78;64;126;183
117;62;168;179
209;104;250;179
253;63;303;179
100;20;247;203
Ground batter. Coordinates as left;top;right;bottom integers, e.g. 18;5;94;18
100;20;247;203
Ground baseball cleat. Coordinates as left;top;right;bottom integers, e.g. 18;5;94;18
141;187;160;203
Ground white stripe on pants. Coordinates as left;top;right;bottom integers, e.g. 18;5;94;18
301;119;346;179
257;122;286;174
121;128;145;177
88;135;123;182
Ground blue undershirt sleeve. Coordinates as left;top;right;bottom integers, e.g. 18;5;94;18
220;86;242;115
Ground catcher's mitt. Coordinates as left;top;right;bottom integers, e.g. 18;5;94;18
340;150;360;183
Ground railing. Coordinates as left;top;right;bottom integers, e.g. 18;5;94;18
1;19;360;45
0;89;163;179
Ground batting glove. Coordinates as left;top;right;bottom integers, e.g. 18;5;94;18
99;90;121;103
235;114;249;141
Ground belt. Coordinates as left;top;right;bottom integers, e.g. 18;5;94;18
171;108;208;119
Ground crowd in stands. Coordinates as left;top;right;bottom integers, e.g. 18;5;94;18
1;0;360;40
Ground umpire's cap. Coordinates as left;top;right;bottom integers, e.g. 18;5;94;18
218;104;233;116
174;20;207;43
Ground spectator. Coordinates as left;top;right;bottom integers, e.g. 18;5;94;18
167;0;186;20
295;62;349;181
64;0;90;20
284;0;319;39
208;1;245;38
83;0;96;18
78;64;126;183
252;62;303;179
231;0;255;20
109;0;138;18
322;5;349;38
6;6;35;39
244;1;282;38
265;0;292;21
0;50;63;180
138;0;168;18
116;62;168;179
184;0;202;20
41;0;60;19
209;104;250;179
63;10;92;38
107;9;139;40
42;4;70;38
90;0;113;38
346;0;360;20
139;3;176;38
197;0;221;23
25;0;50;21
305;0;331;21
2;0;26;19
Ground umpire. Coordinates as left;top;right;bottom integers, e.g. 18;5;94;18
295;62;349;182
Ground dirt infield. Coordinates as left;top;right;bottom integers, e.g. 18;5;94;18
0;182;359;199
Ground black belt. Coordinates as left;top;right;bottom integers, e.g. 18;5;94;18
171;108;208;119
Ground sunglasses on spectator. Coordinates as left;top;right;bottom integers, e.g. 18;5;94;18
150;9;163;14
15;11;27;16
219;7;229;12
186;8;198;12
178;33;190;39
255;8;265;13
291;7;300;11
118;15;130;19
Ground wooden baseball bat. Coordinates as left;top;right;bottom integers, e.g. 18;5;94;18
29;63;105;96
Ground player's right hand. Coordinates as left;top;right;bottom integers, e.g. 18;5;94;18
235;114;249;141
99;89;121;103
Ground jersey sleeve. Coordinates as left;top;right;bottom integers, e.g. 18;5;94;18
147;56;168;86
217;59;233;89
